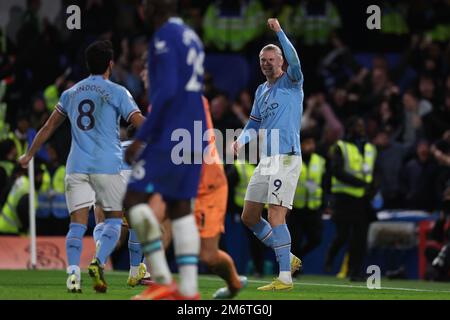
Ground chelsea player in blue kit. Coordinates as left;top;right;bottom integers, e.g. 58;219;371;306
232;18;304;291
19;41;145;293
123;0;206;300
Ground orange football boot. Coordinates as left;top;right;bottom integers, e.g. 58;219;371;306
132;281;177;300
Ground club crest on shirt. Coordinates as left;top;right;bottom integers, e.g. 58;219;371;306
154;38;168;54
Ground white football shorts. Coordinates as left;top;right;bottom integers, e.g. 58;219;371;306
65;172;128;214
245;154;302;210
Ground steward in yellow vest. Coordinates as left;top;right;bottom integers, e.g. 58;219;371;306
0;139;18;205
50;165;68;219
231;159;268;209
324;117;378;281
40;143;69;223
288;133;326;259
35;164;53;218
330;140;376;199
9;114;35;161
0;165;46;235
293;1;341;46
263;2;298;40
203;0;265;52
232;159;256;209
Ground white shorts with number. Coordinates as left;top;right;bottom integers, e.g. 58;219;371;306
65;172;128;214
245;154;302;210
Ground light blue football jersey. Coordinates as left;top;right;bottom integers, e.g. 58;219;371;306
120;140;132;171
56;75;140;174
250;73;303;157
237;30;304;158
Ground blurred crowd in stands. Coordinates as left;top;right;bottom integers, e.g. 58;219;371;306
0;0;449;278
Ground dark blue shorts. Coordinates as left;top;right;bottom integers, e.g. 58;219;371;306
126;151;202;201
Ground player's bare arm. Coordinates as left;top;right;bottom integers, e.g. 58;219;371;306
123;112;146;165
124;139;144;165
129;111;146;128
18;109;66;168
231;140;242;156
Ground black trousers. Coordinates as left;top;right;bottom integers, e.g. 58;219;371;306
287;208;323;258
325;194;369;278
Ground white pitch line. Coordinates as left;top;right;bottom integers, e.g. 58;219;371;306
201;276;450;293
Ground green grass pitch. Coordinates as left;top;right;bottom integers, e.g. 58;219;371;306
0;270;450;300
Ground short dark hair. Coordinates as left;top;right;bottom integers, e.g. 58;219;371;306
85;40;114;75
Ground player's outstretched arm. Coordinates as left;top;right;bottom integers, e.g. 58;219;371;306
18;109;66;168
268;18;303;82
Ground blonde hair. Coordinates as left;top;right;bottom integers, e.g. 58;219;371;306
260;44;283;57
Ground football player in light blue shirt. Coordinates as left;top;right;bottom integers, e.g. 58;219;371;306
232;18;304;291
92;137;151;288
235;34;303;156
57;76;140;175
19;40;145;293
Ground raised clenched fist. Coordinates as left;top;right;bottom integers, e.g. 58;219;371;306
267;18;281;33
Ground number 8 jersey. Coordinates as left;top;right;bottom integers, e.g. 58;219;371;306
56;75;140;174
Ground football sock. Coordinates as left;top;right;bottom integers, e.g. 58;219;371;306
250;219;297;267
272;224;292;284
96;218;122;265
66;223;87;272
93;222;105;244
250;218;275;247
129;204;172;284
66;265;81;279
128;228;143;268
172;214;200;297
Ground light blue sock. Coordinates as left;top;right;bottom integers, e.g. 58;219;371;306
93;222;105;244
250;218;275;248
272;224;291;272
96;218;122;265
66;223;87;267
128;229;143;267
